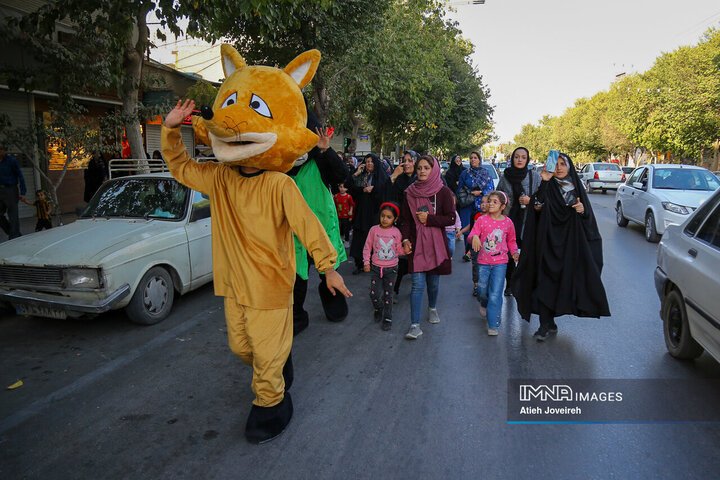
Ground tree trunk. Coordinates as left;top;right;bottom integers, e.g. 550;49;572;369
312;67;330;126
349;112;361;153
120;4;150;162
712;139;720;171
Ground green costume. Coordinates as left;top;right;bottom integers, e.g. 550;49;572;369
290;159;347;280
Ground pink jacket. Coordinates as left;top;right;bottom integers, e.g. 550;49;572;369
363;225;404;267
468;215;518;265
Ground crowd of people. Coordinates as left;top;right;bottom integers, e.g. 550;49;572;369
332;146;610;341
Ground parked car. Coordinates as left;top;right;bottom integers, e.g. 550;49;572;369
655;187;720;362
0;173;213;325
497;161;508;174
578;162;625;193
714;171;720;180
615;164;720;242
440;161;449;175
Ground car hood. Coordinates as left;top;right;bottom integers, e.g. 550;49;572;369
0;218;185;266
652;189;715;208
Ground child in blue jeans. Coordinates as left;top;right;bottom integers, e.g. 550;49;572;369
468;191;519;336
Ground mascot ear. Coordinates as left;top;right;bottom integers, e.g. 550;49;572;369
192;116;211;150
283;49;321;89
220;44;247;78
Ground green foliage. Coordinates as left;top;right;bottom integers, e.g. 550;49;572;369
186;81;219;108
514;28;720;164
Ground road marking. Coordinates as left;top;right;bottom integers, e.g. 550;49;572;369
0;306;220;435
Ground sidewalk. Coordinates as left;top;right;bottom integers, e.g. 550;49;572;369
0;213;79;243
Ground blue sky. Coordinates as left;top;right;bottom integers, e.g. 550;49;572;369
446;0;720;142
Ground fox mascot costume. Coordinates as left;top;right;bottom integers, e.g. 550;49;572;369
161;45;351;444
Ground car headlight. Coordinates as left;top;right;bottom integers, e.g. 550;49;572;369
661;202;689;215
63;268;101;289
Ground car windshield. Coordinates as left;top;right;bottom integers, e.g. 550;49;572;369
652;168;720;191
82;177;189;220
593;163;621;171
480;164;498;180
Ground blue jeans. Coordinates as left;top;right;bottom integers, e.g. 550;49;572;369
446;231;456;258
410;272;439;325
476;263;507;329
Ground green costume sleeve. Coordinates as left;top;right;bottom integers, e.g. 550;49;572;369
290;159;347;280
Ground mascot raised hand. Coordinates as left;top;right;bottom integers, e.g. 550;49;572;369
161;44;352;444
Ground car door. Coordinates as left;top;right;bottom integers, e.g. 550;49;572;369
682;199;720;357
624;167;646;222
185;190;213;287
579;165;589;185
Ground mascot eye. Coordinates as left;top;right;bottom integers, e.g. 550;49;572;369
220;92;237;109
249;94;273;118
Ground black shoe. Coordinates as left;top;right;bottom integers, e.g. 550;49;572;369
381;319;392;331
504;288;513;297
463;253;471;262
283;352;293;391
549;323;558;334
533;327;550;341
374;308;382;322
245;392;293;444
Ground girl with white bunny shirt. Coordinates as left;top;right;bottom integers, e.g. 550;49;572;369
363;202;405;331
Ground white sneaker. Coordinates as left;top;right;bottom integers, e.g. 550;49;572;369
487;328;498;336
428;308;440;324
405;324;423;339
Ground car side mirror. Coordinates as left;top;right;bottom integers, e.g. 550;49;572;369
632;182;643;189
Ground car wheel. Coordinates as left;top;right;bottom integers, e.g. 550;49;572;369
645;211;660;243
601;188;606;194
662;289;703;359
126;266;175;325
616;203;629;227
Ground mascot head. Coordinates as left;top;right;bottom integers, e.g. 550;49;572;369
193;45;321;172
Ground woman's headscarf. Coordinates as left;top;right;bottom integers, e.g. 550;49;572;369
444;154;466;193
362;153;389;193
405;155;449;271
503;147;530;192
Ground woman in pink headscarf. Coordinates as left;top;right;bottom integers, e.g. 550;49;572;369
400;154;456;340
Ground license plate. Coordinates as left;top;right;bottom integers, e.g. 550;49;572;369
16;304;67;319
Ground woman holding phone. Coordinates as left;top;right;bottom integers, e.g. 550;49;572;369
511;152;610;341
400;155;456;340
349;154;390;274
495;147;541;296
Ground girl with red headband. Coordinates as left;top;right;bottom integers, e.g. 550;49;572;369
468;190;519;336
362;202;405;331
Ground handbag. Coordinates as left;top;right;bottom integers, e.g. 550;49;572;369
456;184;474;208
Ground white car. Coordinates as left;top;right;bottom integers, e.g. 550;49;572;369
655;187;720;362
578;162;625;193
0;173;212;325
615;164;720;242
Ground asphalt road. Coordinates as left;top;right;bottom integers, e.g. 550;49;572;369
2;192;720;479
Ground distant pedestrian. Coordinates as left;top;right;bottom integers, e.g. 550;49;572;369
152;150;162;160
333;182;355;243
0;144;27;240
496;147;541;296
84;152;108;203
363;202;404;331
22;190;53;231
400;155;455;340
443;154;465;194
445;195;462;257
511;152;610;341
456;151;493;261
468;191;519;336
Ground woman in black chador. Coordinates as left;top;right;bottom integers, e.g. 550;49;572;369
511;152;610;341
349;153;389;273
